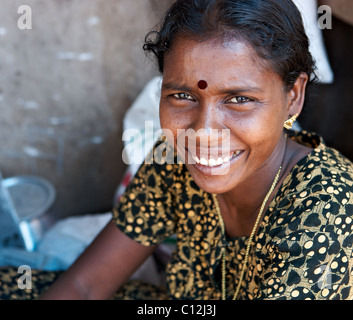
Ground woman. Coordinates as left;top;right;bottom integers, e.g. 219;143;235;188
3;0;353;300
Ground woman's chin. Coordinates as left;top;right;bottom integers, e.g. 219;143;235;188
185;163;235;194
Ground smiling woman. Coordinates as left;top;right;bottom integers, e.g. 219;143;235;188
159;37;298;196
3;0;353;301
131;0;353;300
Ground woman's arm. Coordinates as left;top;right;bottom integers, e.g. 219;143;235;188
40;219;156;300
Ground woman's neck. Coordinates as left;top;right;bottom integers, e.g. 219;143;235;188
216;135;312;238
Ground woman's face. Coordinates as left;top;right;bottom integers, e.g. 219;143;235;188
159;36;298;194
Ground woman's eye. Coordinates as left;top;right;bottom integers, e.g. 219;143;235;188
173;93;194;100
228;96;252;104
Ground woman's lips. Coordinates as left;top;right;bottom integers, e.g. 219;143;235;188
188;150;243;167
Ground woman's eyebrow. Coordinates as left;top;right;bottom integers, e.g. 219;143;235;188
220;86;264;94
161;82;193;92
161;82;265;94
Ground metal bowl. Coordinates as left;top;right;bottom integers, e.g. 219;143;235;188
1;175;56;251
2;176;56;221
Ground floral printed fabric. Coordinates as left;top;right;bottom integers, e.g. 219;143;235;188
113;131;353;300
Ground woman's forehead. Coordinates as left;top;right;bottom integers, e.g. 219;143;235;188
163;36;278;89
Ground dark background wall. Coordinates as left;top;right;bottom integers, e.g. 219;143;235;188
301;6;353;161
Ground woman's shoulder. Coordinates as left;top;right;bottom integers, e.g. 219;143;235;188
266;130;353;240
255;131;353;299
287;130;353;188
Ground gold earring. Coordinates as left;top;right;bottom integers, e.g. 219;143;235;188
284;114;298;130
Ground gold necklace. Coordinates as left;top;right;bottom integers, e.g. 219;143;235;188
212;165;282;300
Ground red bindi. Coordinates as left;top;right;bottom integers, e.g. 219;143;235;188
198;80;208;90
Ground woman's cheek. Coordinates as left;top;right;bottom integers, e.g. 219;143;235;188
159;105;178;146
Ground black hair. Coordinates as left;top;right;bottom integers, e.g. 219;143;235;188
143;0;317;90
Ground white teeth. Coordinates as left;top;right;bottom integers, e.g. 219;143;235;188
200;157;208;166
216;157;224;166
192;151;242;167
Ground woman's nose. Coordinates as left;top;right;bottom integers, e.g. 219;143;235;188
190;103;228;146
193;102;216;129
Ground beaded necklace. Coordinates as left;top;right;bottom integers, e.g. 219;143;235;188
212;135;287;300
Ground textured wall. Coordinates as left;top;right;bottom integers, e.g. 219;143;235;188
0;0;171;221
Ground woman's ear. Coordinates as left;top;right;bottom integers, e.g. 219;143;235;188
286;72;309;117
